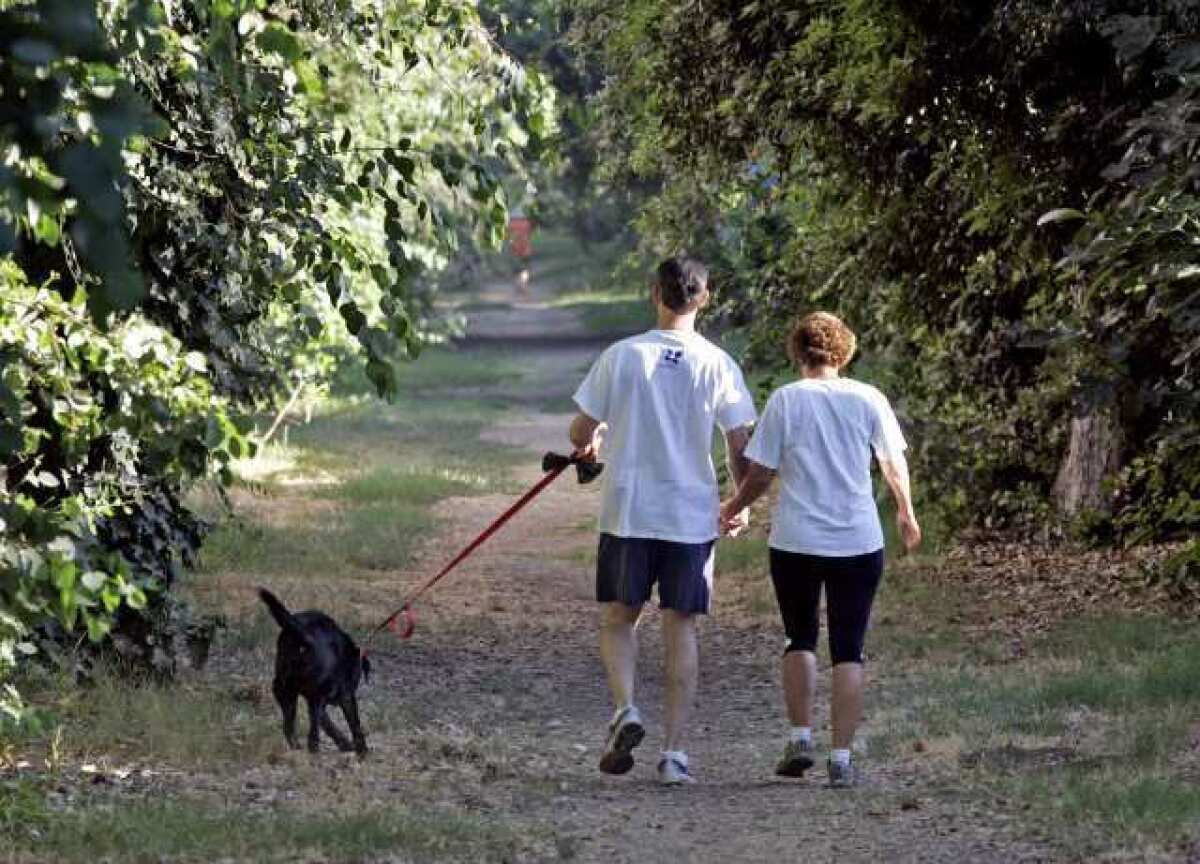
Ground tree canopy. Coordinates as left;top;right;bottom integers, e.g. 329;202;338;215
571;0;1200;582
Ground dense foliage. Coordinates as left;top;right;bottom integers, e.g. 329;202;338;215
479;0;638;244
1;0;550;725
572;1;1200;581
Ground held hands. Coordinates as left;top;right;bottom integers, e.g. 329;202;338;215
573;427;605;464
576;424;607;463
897;510;922;554
573;442;599;463
719;500;750;537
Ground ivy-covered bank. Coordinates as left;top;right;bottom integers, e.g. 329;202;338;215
573;2;1200;584
0;0;552;727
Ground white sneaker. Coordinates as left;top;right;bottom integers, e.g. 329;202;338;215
657;752;695;786
598;705;645;775
827;756;856;788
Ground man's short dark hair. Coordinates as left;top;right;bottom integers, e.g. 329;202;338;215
656;257;709;313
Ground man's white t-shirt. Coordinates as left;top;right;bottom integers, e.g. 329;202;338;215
573;329;757;544
745;378;907;556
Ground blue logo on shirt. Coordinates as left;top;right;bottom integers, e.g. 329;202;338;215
660;348;684;367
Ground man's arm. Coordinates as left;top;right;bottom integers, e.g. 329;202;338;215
719;424;753;535
723;424;752;489
569;411;604;460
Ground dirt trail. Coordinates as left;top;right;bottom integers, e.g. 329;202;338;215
364;294;1058;862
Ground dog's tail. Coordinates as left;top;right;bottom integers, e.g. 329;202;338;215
258;588;310;643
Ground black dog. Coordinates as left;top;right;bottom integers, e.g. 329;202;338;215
258;588;370;755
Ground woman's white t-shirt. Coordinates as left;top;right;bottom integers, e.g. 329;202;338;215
745;378;907;556
573;329;757;544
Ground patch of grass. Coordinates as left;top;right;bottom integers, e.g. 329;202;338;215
47;672;279;770
465;227;630;296
120;340;540;785
528;228;600;263
327;344;524;401
1054;771;1200;842
873;610;1200;856
530;230;630;292
560;544;596;565
219;609;278;653
19;795;535;863
196;373;527;586
552;290;652;335
715;535;768;575
452;299;513;313
392;346;524;393
0;778;52;843
197;489;450;582
871;566;998;664
1031;613;1194;664
930;617;1200;726
716;535;776;617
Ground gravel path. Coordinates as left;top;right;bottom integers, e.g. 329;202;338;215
356;299;1061;863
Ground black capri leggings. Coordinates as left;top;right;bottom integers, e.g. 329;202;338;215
769;548;884;665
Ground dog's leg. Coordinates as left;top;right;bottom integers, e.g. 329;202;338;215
341;695;368;756
306;698;322;753
273;679;300;749
319;708;354;752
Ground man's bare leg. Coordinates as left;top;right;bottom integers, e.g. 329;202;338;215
662;609;698;753
598;602;645;774
599;602;641;709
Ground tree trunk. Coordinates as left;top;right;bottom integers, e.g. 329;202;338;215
1054;406;1124;517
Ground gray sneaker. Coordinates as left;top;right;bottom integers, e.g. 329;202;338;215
775;738;815;777
598;706;645;775
827;757;856;788
657;754;696;786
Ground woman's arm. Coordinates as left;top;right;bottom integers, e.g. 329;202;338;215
720;461;775;535
878;454;922;552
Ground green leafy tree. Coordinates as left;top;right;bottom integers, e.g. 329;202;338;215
0;0;553;724
572;1;1200;570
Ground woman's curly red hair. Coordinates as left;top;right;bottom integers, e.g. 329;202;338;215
788;312;857;369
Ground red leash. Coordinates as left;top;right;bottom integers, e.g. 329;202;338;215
365;451;601;646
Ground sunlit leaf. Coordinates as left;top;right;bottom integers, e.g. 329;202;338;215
1037;208;1087;226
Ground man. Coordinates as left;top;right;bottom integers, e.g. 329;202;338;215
569;256;756;785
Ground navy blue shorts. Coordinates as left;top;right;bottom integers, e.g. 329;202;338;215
596;533;715;615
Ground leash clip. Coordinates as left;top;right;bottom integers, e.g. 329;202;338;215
395;605;416;639
385;606;417;638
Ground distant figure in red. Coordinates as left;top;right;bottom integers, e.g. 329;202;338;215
508;208;533;297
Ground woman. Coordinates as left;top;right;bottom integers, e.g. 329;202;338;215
720;312;920;787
